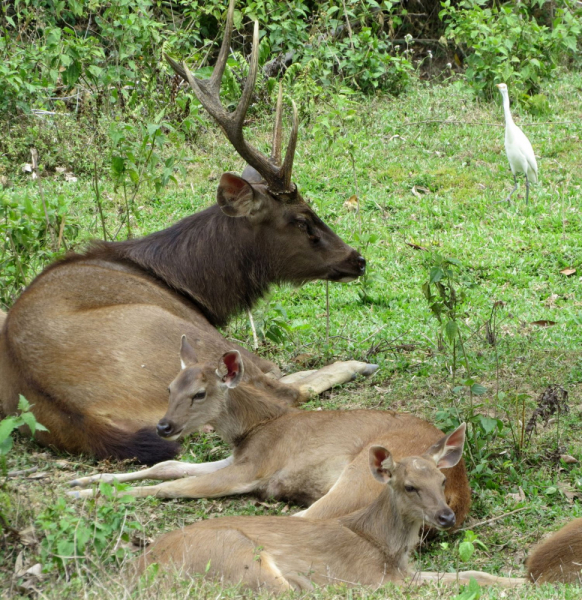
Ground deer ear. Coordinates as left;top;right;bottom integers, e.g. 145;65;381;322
368;445;394;484
425;423;466;469
180;335;197;369
216;351;244;389
217;173;262;217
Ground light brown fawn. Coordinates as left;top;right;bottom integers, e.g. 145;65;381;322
527;517;582;584
135;430;525;592
0;0;370;464
69;337;471;533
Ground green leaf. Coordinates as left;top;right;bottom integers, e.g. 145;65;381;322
146;123;161;137
99;481;114;498
0;416;18;444
111;156;125;176
477;416;498;435
445;320;458;343
21;411;37;435
470;383;487;395
459;540;475;562
0;435;14;455
233;9;243;30
18;395;31;411
429;266;443;284
63;60;82;86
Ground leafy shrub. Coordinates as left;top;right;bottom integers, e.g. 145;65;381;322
440;0;582;98
0;395;47;533
36;483;143;575
0;0;414;120
0;395;47;473
0;190;78;308
302;26;412;95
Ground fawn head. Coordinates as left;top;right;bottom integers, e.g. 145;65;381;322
369;423;466;530
156;336;244;440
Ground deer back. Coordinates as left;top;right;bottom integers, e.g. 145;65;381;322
527;517;582;584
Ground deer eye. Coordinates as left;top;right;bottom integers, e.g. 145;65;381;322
404;485;417;493
442;478;447;487
294;218;308;231
191;391;206;403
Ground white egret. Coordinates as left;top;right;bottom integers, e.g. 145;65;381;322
496;83;538;204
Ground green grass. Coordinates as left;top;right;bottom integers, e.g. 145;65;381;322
1;69;582;598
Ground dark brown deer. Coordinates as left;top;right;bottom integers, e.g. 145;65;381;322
134;433;526;591
69;338;471;534
0;0;369;464
527;517;582;584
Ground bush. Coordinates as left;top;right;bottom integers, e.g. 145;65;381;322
36;484;143;576
0;0;413;121
440;0;582;99
0;190;78;308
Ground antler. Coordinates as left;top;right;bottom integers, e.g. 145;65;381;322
165;0;298;194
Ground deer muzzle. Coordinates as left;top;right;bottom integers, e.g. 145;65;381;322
330;252;366;283
157;419;183;441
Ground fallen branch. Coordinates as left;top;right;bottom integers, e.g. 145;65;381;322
460;506;530;531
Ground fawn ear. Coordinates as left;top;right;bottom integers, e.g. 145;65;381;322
369;445;394;484
217;173;263;217
216;351;244;389
425;423;466;469
180;335;197;369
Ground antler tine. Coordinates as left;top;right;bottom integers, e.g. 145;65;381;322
281;100;299;190
207;0;236;96
232;19;259;125
270;83;283;166
164;54;188;81
165;1;296;193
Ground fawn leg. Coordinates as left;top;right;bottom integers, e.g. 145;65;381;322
68;462;257;500
68;456;234;487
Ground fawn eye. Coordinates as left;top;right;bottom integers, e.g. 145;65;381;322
404;485;417;493
191;391;206;403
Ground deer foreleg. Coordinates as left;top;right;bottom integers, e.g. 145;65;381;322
295;361;379;397
415;571;527;588
279;370;318;385
68;462;258;500
68;456;234;488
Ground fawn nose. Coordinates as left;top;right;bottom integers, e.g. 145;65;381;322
436;508;456;529
357;256;366;273
157;419;174;438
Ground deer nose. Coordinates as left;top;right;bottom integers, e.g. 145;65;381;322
357;256;366;273
436;508;456;529
157;419;174;438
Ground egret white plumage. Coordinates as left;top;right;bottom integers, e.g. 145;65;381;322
496;83;538;204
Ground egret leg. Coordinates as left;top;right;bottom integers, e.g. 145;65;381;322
505;175;518;204
525;174;530;205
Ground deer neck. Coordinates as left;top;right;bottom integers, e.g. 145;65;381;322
89;206;274;327
339;488;422;574
213;384;291;446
